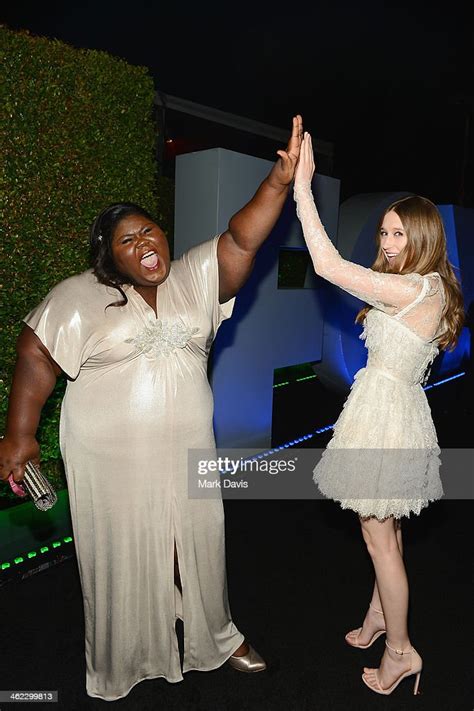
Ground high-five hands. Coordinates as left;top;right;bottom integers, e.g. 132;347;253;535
294;132;315;188
270;115;303;187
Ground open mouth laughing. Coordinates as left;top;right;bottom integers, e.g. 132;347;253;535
140;249;160;271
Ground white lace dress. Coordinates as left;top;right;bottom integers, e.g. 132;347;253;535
294;183;445;520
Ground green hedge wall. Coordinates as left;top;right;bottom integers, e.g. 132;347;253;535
0;27;171;499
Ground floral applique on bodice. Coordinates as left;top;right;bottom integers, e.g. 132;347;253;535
125;319;199;358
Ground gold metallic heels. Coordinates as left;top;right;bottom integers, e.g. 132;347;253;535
228;643;267;673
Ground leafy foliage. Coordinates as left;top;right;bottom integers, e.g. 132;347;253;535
0;27;172;497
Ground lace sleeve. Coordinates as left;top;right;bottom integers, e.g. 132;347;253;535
294;182;425;311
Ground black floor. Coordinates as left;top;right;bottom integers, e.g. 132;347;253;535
1;370;472;711
1;500;472;711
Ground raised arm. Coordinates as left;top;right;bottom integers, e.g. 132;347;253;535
0;325;61;484
217;115;303;303
293;133;425;311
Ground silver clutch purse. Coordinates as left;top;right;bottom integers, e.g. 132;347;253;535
8;461;58;511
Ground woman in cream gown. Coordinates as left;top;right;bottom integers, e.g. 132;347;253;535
0;117;303;701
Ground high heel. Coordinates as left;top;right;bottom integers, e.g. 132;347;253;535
362;640;423;695
345;602;386;649
228;643;267;673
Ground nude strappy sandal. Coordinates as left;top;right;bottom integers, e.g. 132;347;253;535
362;640;423;695
345;602;386;649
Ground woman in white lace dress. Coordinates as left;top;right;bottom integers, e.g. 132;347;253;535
294;133;464;696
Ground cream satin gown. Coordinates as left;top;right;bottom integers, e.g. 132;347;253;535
25;235;244;700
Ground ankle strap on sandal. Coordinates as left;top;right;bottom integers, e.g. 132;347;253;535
369;602;384;615
385;640;413;655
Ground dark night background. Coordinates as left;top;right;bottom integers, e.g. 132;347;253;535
1;6;473;710
2;0;473;206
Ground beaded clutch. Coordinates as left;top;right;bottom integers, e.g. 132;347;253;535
8;461;57;511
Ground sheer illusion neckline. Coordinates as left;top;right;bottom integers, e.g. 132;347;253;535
368;308;439;347
371;271;443;346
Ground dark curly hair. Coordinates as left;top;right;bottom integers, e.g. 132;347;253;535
89;202;157;308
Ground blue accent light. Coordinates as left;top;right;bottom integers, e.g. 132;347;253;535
423;371;465;391
257;371;467;459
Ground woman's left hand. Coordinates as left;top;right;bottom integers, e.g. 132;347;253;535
269;115;303;187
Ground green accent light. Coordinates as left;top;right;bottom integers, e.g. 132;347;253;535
1;533;76;575
274;360;318;388
273;381;290;388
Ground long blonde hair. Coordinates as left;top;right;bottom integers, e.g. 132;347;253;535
355;195;464;351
